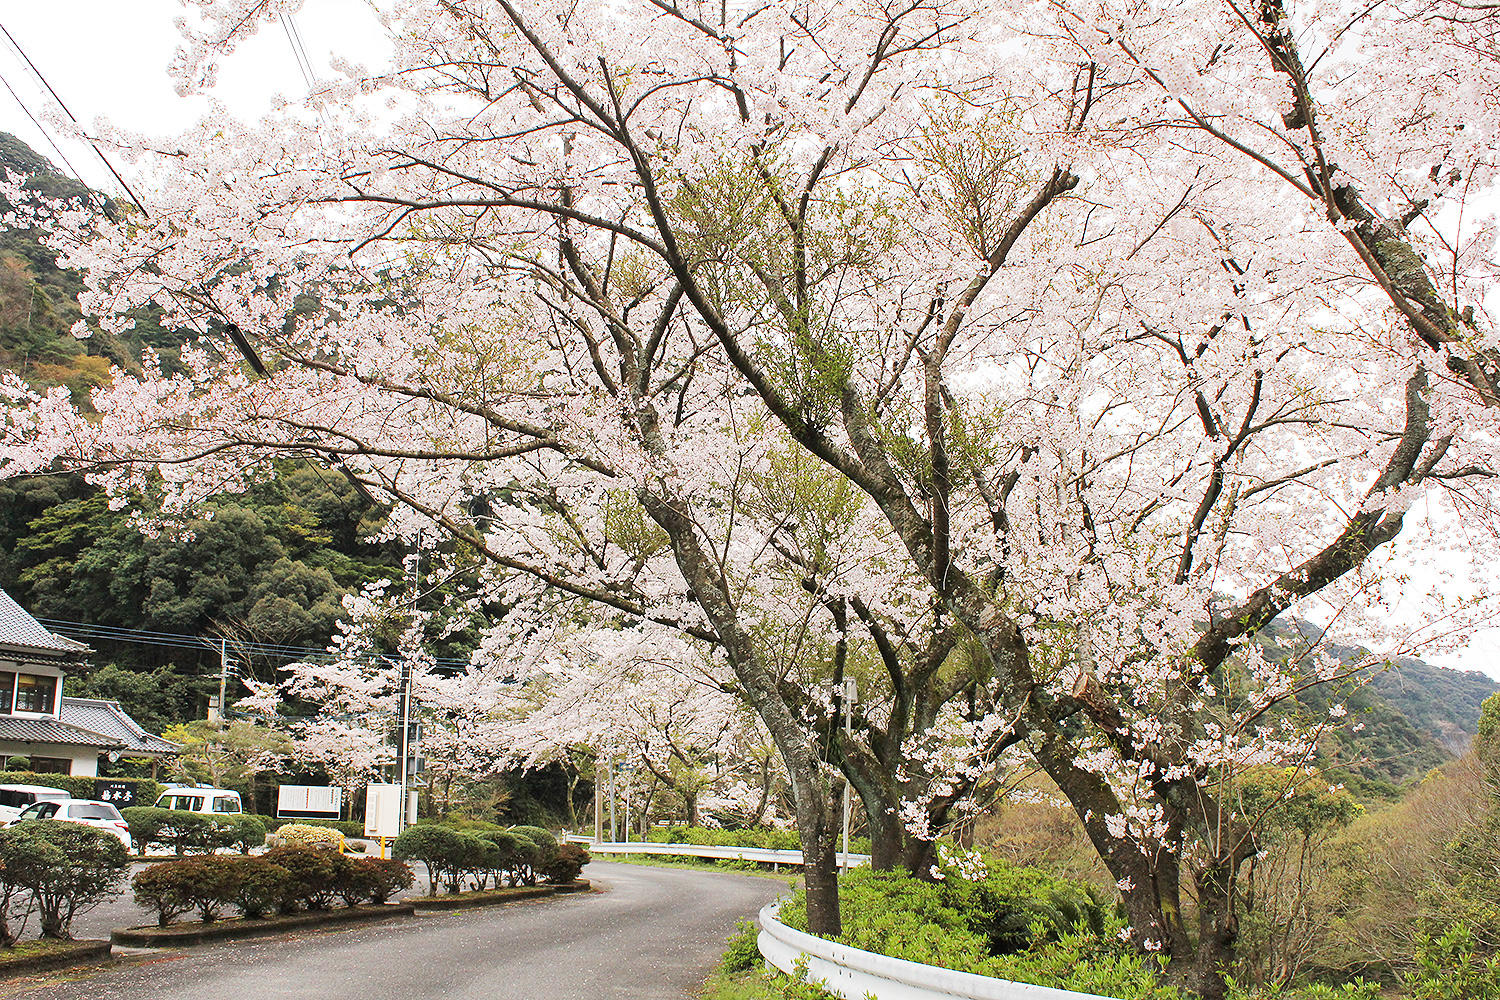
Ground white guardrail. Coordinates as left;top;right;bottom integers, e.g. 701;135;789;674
757;900;1112;1000
576;838;870;868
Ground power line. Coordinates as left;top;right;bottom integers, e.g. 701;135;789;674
36;617;476;670
0;21;148;216
0;68;96;199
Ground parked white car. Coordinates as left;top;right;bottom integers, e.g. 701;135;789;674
154;786;243;815
8;797;133;849
0;784;69;823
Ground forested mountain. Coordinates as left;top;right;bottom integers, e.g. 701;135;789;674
0;133;1494;797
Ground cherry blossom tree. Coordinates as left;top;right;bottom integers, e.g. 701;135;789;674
3;1;1500;992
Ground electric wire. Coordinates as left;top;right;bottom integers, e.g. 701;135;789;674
36;617;476;670
0;22;148;216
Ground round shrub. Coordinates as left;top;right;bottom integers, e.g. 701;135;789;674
1;819;130;938
509;826;557;861
274;823;345;852
360;858;414;904
132;861;196;927
228;815;267;854
542;842;591;884
121;806;172;856
392;825;467;894
480;831;534;887
263;845;342;911
224;856;293;918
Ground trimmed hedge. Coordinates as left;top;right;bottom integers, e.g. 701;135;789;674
251;816;363;838
119;808;265;856
391;825;584;893
1;819;131;939
0;771;163;807
132;850;415;925
273;823;345;851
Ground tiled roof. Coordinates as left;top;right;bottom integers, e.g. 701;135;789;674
60;698;180;757
0;715;122;749
0;589;89;656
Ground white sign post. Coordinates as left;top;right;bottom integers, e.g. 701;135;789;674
365;782;404;858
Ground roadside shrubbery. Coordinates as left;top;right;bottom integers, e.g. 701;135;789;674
778;853;1173;1000
119;807;266;856
391;824;584;894
131;849;415;926
272;823;345;852
0;819;131;941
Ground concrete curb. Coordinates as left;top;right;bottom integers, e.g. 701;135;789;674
409;886;555;910
111;903;415;947
0;939;111;978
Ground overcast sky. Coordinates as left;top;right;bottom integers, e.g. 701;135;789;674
2;2;1499;683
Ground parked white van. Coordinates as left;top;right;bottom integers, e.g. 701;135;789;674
154;786;244;815
0;784;69;823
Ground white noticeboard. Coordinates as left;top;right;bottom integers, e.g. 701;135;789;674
277;784;344;820
365;783;404;839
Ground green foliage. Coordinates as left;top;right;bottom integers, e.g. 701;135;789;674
645;825;869;854
541;842;590;884
778;860;1172;998
392;824;467;894
720;919;763;974
0;819;129;938
132;857;238;923
131;862;196;927
224;856;293;919
508;825;557;863
357;858;413;904
0;772;161;806
1402;921;1500;1000
261;845;343;912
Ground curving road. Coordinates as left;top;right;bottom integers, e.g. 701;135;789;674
0;862;787;1000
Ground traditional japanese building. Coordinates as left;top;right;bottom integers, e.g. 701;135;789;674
0;588;177;775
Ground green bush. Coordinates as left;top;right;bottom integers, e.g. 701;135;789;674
481;830;535;887
1403;921;1500;1000
227;814;267;854
224;856;292;919
392;824;467;894
542;842;590;884
0;771;162;806
252;816;363;838
778;858;1170;999
0;819;130;938
262;845;342;911
122;807;265;856
132;861;197;927
646;825;867;854
135;855;303;923
719;918;762;973
360;858;413;904
275;823;345;851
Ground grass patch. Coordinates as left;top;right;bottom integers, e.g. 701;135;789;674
0;937;111;974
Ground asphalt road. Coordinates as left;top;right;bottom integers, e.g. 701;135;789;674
0;861;788;1000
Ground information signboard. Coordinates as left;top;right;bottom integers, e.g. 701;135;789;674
276;784;344;820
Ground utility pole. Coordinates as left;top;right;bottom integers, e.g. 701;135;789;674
608;757;618;842
216;638;228;722
593;755;602;843
841;676;856;872
397;531;421;834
